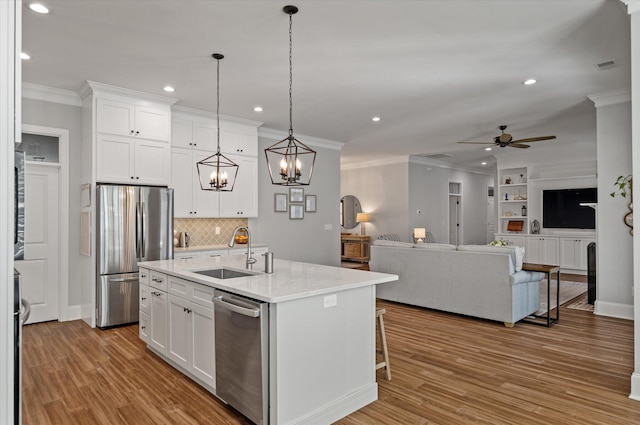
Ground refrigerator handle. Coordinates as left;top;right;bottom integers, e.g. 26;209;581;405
141;202;146;256
135;201;141;259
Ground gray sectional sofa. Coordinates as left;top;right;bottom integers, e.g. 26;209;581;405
369;240;545;327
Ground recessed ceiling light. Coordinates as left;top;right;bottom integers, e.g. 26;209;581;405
484;147;492;151
523;79;537;85
29;3;49;14
20;52;30;60
163;86;175;92
371;116;381;122
253;106;263;112
481;162;487;165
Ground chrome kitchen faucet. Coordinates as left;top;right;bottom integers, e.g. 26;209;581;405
229;226;257;269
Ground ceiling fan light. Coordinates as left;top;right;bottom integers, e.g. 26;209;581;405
523;78;537;85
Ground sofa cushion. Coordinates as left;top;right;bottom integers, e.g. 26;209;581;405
413;242;457;251
457;244;521;273
510;270;545;285
372;239;414;248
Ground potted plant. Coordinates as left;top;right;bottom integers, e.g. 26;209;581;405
610;174;632;198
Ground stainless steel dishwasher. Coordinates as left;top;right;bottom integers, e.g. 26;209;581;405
213;289;269;425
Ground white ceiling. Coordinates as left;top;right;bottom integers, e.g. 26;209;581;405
21;0;631;169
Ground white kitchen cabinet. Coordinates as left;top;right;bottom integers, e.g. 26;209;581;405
174;249;228;261
219;155;258;217
526;236;559;265
168;295;191;369
171;117;218;150
96;134;170;185
149;287;168;355
139;283;150;315
171;147;220;217
221;126;258;156
97;98;170;142
139;311;150;343
560;238;595;271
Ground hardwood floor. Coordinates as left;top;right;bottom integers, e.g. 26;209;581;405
23;293;639;424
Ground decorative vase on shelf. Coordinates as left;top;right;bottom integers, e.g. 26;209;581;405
519;174;526;184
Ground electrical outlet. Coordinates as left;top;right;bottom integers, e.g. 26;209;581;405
215;226;220;235
324;294;337;308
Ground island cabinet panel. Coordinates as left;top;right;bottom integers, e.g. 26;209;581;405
149;288;168;355
139;311;150;343
269;285;377;425
168;295;190;369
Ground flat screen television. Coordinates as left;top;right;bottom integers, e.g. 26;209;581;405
542;188;597;229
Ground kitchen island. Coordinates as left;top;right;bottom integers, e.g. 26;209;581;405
138;254;398;425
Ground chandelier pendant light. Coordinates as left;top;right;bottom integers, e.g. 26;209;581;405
265;5;317;186
197;53;239;191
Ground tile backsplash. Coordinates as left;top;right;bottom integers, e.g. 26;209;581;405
174;218;248;246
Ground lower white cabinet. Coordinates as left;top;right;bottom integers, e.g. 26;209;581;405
149;288;168;355
168;294;216;389
525;237;559;265
560;238;595;270
139;267;216;391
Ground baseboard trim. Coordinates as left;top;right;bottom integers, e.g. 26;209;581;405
65;304;82;321
630;372;640;401
593;300;634;320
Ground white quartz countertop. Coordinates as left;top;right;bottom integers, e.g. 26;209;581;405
174;243;269;254
138;254;398;303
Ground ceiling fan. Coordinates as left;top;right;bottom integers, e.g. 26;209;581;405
459;125;556;149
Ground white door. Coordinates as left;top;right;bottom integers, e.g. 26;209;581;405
15;163;60;323
487;191;495;243
449;195;460;245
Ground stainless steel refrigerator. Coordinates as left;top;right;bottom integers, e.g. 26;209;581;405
96;185;173;328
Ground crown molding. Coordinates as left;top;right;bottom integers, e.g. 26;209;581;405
620;0;640;14
587;88;631;107
341;156;409;171
258;127;344;151
22;82;82;107
172;105;263;128
80;80;178;105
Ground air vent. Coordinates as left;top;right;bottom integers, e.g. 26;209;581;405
596;60;616;70
419;153;453;159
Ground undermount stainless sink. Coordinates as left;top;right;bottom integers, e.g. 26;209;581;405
194;268;255;279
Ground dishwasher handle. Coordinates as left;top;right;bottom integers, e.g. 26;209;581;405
213;295;261;318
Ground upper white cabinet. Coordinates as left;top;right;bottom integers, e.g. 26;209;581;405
171;147;220;217
219;154;258;217
97;98;170;142
97;134;171;185
170;109;261;217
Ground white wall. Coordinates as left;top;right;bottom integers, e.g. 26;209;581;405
341;159;493;244
21;98;83;309
249;136;342;266
594;99;633;317
341;161;410;241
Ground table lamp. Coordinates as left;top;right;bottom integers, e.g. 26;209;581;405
414;227;426;243
356;213;370;235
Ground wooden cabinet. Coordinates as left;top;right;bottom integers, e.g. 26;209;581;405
97;134;170;185
341;235;370;263
219;155;258;217
526;236;559;265
97;98;170;142
560;238;595;270
171;147;220;217
498;167;529;235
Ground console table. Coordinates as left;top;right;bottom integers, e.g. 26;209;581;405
341;234;370;263
521;262;561;327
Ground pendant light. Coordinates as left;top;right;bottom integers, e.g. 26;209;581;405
197;53;239;191
265;5;316;186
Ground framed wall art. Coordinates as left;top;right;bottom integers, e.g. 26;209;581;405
274;193;287;212
290;203;304;220
289;187;304;203
305;194;316;212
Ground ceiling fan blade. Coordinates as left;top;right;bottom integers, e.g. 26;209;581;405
510;135;556;144
457;141;494;145
508;143;530;149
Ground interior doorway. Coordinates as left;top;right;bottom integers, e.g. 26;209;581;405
449;182;462;245
14;125;69;323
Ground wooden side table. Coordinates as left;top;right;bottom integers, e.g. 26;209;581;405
521;262;561;327
341;234;370;263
